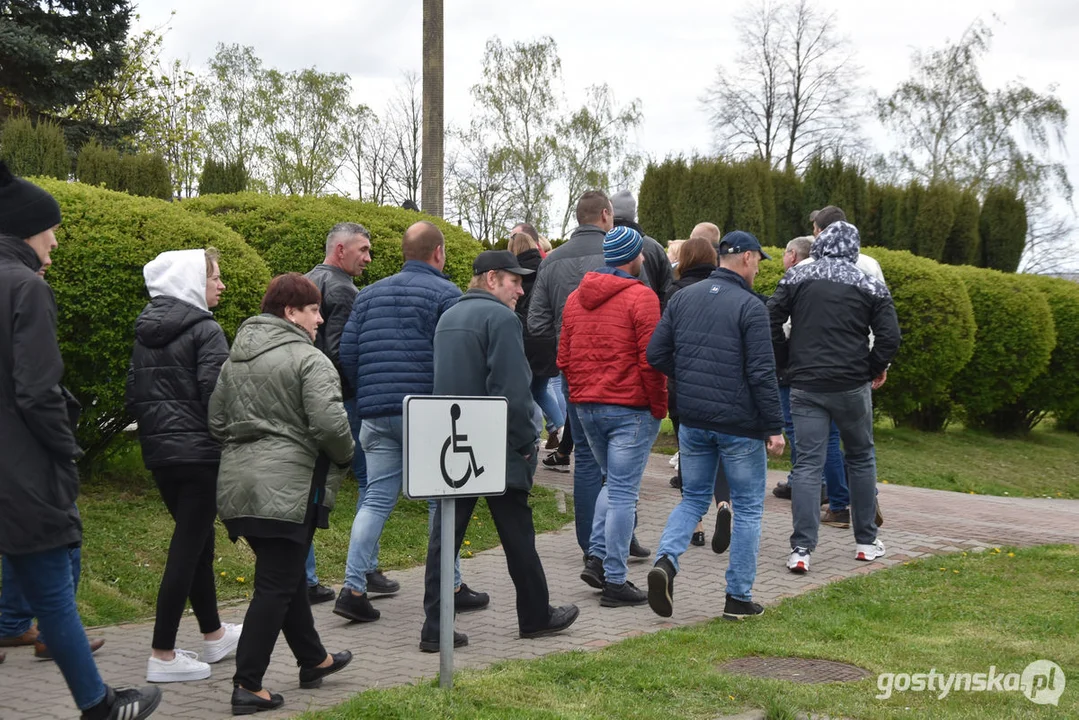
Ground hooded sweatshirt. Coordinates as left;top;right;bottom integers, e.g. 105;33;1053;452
767;221;901;392
126;249;229;470
557;267;667;419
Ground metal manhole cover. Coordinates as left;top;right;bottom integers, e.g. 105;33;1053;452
717;656;872;683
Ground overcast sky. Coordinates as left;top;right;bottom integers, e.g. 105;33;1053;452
130;0;1078;259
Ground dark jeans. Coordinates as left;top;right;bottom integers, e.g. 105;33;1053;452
1;545;80;643
234;532;327;691
422;487;551;638
561;374;602;553
6;547;105;710
152;465;222;650
780;385;849;511
789;384;878;551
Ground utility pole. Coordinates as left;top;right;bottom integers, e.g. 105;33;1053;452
421;0;444;217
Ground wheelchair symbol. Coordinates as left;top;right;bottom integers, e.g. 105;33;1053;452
440;404;485;488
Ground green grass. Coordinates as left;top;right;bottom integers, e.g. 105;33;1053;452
68;440;573;627
653;419;1079;498
303;545;1079;719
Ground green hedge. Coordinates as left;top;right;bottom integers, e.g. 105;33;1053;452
182;194;484;290
752;247;787;296
0;116;70;179
979;186;1027;272
76;140;173;200
980;275;1079;432
31;179;271;465
949;266;1055;428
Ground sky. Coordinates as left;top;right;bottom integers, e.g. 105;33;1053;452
129;0;1079;260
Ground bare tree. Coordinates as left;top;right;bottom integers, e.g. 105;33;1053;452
445;121;515;243
701;0;861;170
386;70;422;206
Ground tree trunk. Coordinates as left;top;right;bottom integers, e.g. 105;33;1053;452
421;0;444;217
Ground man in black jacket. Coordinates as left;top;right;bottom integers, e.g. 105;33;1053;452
0;161;160;719
611;190;673;307
304;223;390;602
768;221;901;575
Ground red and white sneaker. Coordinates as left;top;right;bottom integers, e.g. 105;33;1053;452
786;547;811;573
855;538;886;561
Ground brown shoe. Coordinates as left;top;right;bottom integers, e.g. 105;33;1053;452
0;626;38;647
874;499;884;527
0;650;6;664
821;508;851;528
34;637;105;661
545;428;561;450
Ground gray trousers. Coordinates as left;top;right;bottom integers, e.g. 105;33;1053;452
789;383;878;551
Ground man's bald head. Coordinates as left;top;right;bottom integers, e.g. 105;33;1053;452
690;222;721;245
402;221;446;271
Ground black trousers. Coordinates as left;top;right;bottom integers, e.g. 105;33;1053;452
152;465;222;650
233;532;326;691
422;489;550;638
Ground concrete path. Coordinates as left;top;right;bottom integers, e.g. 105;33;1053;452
2;455;1075;719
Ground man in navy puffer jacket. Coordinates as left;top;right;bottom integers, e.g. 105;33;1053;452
335;222;487;622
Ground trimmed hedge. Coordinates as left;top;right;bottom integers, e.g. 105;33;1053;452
980;274;1079;432
752;247;787;296
76;141;173;200
0;116;69;179
182;193;484;290
979;186;1027;272
949;266;1055;427
31;179;271;464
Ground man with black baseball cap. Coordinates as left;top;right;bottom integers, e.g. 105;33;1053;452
420;249;579;650
0;162;162;718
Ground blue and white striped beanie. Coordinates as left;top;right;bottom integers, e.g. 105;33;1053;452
604;226;644;266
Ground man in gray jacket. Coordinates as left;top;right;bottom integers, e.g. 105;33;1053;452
420;251;579;651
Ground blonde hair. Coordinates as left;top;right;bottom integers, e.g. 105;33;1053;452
205;247;220;277
674;237;717;279
508;232;537;255
538;236;552;253
666;239;686;264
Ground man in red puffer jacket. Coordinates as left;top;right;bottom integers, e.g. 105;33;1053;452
558;226;667;609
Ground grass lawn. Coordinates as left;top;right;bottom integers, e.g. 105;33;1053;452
68;440;573;627
653;419;1079;499
303;545;1079;719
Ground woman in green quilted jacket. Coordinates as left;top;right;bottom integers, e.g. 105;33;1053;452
209;273;355;715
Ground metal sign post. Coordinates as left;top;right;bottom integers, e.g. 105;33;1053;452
403;395;507;690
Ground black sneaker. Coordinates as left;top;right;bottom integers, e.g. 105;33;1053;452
307;583;335;604
669;474;682;489
722;594;765;621
600;581;648;607
580;555;605;589
332;588;380;623
647;557;676;618
454;583;490;612
542;451;570;473
419;630;468;653
772;481;791;499
691;531;705;547
299;650;352;689
366;569;400;595
82;685;163;720
712;502;731;554
520;604;579;638
230;686;283;716
629;537;651;558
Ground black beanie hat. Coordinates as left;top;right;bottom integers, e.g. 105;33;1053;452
0;161;62;239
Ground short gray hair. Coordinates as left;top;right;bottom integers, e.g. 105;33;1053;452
325;222;371;254
786;236;813;263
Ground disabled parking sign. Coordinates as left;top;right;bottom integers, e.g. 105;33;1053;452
403;395;507;499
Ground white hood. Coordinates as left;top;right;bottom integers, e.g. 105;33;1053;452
143;249;208;311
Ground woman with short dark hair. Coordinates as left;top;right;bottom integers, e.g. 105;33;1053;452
210;273;355;714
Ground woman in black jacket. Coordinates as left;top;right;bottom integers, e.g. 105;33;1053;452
665;238;732;553
126;248;239;683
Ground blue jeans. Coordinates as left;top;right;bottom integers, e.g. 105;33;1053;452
780;385;849;511
1;544;81;645
548;375;567;419
6;547;105;709
307;398;368;586
531;376;565;433
577;405;660;585
562;374;603;554
657;427;767;601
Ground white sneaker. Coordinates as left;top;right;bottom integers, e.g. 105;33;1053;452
202;622;242;664
669;451;679;468
146;648;211;682
855;538;886;562
787;547;811;573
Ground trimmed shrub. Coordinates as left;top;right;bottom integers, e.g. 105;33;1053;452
76;140;124;190
121;152;172;200
752;247;787;296
911;183;957;262
30;179;271;465
942;190;981;266
182;193;484;290
199;158;250;195
893;181;923;252
728;161;766;240
638;159;675;242
949;265;1055;429
979;186;1027;272
861;249;976;430
0;116;69;179
980;275;1079;432
876;185;904;250
773;169;804;244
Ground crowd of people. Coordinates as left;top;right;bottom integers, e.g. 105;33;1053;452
0;159;900;718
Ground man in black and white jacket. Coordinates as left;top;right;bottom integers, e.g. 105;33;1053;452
767;220;900;575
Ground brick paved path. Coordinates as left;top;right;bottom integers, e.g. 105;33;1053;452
2;455;1076;719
